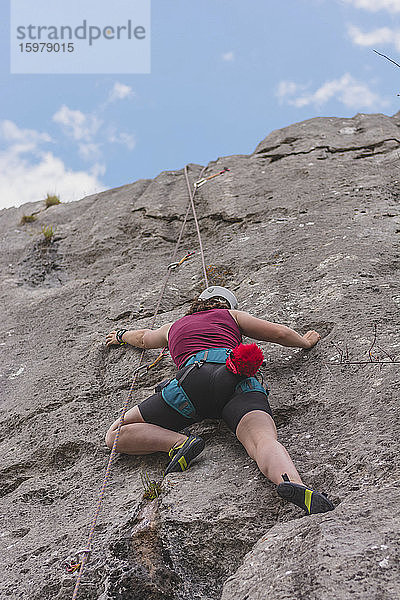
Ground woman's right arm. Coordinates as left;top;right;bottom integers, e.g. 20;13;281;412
233;310;320;349
105;322;172;349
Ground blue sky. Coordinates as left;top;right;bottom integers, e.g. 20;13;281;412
1;0;400;210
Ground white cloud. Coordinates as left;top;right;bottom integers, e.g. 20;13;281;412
348;25;400;50
342;0;400;12
108;82;135;102
90;163;106;178
1;88;138;210
53;102;136;158
107;130;136;150
276;81;306;99
276;73;388;109
52;105;102;141
0;120;52;145
221;51;235;62
78;142;103;162
0;120;106;210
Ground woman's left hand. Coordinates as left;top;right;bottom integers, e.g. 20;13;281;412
105;331;119;347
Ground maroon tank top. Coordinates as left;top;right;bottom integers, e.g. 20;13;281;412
168;308;242;368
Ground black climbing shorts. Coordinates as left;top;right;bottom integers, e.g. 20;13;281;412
138;362;273;434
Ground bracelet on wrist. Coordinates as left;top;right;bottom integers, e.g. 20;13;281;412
116;329;128;345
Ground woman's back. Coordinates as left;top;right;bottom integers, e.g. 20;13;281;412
168;308;242;368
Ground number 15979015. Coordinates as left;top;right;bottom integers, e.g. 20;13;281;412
19;42;74;52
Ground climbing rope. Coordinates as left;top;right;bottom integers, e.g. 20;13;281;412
184;165;209;288
70;165;207;599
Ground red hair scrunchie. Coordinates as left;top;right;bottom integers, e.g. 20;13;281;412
226;343;264;377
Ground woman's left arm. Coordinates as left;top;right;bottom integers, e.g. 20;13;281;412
106;323;172;349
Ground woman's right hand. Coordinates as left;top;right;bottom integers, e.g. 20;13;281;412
105;331;119;347
302;330;321;348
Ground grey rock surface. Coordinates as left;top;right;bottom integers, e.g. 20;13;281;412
221;482;400;600
1;111;399;600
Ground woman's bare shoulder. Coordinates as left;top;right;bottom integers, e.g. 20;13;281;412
228;309;240;326
228;310;283;342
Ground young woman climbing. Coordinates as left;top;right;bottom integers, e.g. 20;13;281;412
105;286;334;515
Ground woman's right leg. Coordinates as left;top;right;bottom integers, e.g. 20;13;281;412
235;410;304;485
105;404;187;455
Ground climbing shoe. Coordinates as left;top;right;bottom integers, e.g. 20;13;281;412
277;473;335;515
165;435;205;475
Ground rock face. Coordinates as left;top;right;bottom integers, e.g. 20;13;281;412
1;111;400;600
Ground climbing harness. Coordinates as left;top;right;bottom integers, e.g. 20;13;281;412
160;349;215;418
234;376;269;397
194;167;230;189
161;377;197;418
153;351;213;419
185;348;269;397
70;164;210;600
159;347;269;420
167;250;196;271
184;347;231;366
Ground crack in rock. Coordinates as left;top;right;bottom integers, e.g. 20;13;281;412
104;498;182;600
255;138;400;163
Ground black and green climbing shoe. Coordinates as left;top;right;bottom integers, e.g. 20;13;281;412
277;474;334;515
165;435;205;475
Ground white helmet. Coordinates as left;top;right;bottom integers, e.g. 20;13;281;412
198;286;238;309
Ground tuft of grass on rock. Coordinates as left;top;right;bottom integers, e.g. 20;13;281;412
45;194;61;208
140;471;162;500
20;214;37;224
41;224;56;242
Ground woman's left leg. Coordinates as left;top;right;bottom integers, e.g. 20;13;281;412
105;405;187;455
235;410;303;485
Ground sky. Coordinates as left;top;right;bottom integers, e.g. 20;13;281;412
1;0;400;211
